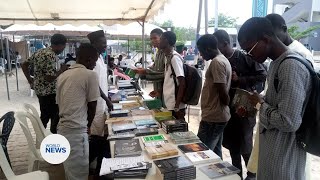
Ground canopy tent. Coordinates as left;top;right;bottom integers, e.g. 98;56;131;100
3;23;103;36
104;22;165;38
0;0;169;100
0;0;169;26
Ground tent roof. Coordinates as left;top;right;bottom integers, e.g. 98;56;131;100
0;0;169;26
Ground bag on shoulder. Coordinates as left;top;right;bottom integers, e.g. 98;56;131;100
274;55;320;156
170;55;202;105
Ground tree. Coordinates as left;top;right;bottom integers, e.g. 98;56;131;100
152;20;196;43
208;13;238;28
287;25;320;40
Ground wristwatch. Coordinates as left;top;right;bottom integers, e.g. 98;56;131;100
174;107;180;112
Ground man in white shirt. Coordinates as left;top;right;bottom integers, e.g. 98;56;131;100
266;14;314;65
158;31;186;119
87;30;113;135
57;43;100;180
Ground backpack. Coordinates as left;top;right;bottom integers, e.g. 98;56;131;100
170;55;202;105
274;55;320;156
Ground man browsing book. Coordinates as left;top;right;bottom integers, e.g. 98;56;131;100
196;34;232;159
213;29;267;180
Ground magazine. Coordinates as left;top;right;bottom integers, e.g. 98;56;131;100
200;161;240;179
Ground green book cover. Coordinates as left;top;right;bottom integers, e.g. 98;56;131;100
142;134;166;142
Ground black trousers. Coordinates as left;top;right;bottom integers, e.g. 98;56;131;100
89;135;111;175
230;150;256;180
37;94;59;134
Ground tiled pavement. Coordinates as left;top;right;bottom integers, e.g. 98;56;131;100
0;69;319;180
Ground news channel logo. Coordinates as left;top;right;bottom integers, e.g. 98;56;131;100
40;134;70;164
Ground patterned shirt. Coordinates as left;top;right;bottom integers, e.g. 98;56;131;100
27;47;57;96
258;50;312;180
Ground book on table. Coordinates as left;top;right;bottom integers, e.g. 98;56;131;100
154;156;196;180
141;134;168;147
134;119;159;129
114;139;142;157
178;143;221;164
231;88;257;117
134;128;158;137
145;143;179;159
199;161;240;179
112;120;137;133
161;119;188;134
107;131;135;140
109;110;129;118
169;131;201;144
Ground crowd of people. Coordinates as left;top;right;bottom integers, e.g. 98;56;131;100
20;13;314;180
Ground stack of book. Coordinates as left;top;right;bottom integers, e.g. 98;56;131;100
134;119;159;129
161;119;188;134
110;110;129;118
200;162;240;179
154;156;196;180
134;128;158;137
131;109;153;116
170;131;201;144
141;134;168;147
142;134;178;159
153;111;174;127
114;139;142;157
107;131;135;140
112;120;137;133
178;143;220;165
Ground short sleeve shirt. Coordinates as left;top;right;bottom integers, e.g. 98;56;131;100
201;54;232;122
57;64;100;134
163;51;186;110
26;47;57;96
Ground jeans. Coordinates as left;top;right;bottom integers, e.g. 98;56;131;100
37;94;59;133
197;121;227;159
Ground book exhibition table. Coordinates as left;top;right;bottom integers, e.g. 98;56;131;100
105;114;241;180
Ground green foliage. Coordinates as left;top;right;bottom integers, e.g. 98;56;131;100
152;20;196;43
287;25;320;40
208;13;238;28
121;40;151;52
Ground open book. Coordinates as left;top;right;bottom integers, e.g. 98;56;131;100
231;88;257;117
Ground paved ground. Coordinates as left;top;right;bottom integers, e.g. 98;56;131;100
0;69;319;180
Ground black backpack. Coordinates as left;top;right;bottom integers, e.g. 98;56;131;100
170;55;202;105
274;55;320;156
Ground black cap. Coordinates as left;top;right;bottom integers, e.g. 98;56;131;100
87;30;105;43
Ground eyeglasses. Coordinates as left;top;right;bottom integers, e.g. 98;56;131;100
243;41;259;57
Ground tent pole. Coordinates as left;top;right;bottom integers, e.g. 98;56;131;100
195;0;203;55
6;38;12;74
214;0;219;32
1;33;10;100
13;34;19;91
204;0;208;34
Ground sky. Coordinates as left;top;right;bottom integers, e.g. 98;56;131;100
153;0;273;28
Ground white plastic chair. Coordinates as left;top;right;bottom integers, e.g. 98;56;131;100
23;103;51;138
0;144;49;180
14;112;46;172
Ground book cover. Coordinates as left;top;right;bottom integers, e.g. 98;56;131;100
231;88;257;117
199;161;240;179
134;128;158;136
154;156;194;174
178;142;209;153
134;119;158;127
114;139;142;157
112;120;137;133
142;134;166;143
185;150;220;164
107;131;135;140
131;110;152;116
110;110;129;118
170;131;199;140
145;143;178;159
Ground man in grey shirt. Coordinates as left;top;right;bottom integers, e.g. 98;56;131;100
238;17;312;180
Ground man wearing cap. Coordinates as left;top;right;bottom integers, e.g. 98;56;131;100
87;30;113;174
